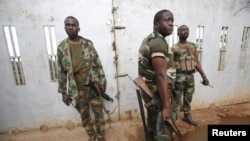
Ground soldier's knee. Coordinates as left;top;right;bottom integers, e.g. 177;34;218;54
175;83;185;91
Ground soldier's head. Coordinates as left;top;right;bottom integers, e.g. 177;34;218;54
153;9;174;37
64;16;80;39
177;25;189;40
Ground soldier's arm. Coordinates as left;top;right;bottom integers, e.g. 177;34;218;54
57;47;72;106
91;43;107;92
57;48;68;94
149;37;171;120
152;56;171;120
193;46;209;85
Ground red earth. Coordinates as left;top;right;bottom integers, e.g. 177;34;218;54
1;102;250;141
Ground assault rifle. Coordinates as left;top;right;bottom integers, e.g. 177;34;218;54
135;88;150;141
133;76;183;141
86;77;113;102
89;81;113;102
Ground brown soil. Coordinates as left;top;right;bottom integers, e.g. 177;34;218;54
1;102;250;141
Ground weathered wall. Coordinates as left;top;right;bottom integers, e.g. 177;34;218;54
0;0;249;133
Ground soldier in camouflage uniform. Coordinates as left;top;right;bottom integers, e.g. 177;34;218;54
57;16;107;141
138;9;175;141
171;25;209;126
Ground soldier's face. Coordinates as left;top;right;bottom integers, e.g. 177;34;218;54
157;12;174;37
64;18;80;39
178;26;189;39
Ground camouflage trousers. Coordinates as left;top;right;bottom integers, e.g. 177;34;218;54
141;82;174;141
76;86;105;140
172;73;195;117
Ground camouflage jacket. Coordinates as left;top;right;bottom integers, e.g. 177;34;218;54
57;36;106;99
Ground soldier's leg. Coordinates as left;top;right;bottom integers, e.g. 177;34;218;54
141;91;157;141
172;74;186;120
90;95;105;140
183;74;194;114
156;121;172;141
76;89;96;139
147;108;158;141
158;100;177;141
182;74;197;126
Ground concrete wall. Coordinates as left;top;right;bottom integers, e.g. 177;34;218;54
0;0;249;133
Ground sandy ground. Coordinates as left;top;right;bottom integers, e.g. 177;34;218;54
1;102;250;141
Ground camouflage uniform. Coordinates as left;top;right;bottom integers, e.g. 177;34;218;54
57;36;106;140
138;32;175;141
171;42;196;117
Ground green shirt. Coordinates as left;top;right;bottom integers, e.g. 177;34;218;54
138;32;169;80
138;32;175;92
57;36;106;99
69;41;87;88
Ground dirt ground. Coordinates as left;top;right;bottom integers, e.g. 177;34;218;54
1;102;250;141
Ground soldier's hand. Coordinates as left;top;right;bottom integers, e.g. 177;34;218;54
99;84;106;95
202;77;209;86
162;107;171;121
62;92;72;106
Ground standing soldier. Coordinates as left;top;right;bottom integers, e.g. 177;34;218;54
138;9;175;141
57;16;107;141
171;25;209;126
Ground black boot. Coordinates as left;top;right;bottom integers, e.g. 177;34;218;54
182;113;197;126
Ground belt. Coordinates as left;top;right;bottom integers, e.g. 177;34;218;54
176;69;195;75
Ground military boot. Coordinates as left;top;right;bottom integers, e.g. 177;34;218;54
182;113;197;126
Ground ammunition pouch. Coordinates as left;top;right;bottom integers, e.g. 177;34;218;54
186;56;196;71
175;55;196;72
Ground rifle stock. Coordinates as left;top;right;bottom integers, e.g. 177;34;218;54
133;76;154;97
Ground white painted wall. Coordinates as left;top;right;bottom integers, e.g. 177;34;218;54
0;0;249;133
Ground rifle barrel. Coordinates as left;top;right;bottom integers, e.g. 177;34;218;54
136;88;150;141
